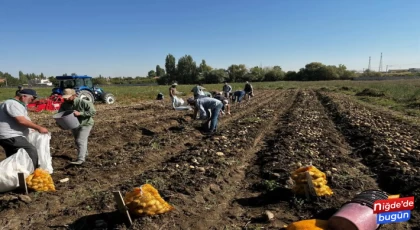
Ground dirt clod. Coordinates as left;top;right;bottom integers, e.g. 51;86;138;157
264;210;275;221
18;195;32;204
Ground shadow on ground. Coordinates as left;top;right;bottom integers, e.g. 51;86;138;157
64;211;127;230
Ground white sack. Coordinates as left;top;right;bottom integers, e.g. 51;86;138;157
0;149;34;193
28;131;53;174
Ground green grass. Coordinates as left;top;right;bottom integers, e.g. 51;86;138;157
2;79;419;116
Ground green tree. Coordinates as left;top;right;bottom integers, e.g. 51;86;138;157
93;75;108;85
264;66;285;81
227;64;247;82
148;70;157;78
360;69;382;78
285;71;299;81
203;69;228;84
176;55;197;84
1;72;19;86
165;54;177;83
156;75;169;85
246;66;265;81
156;65;165;77
341;70;357;80
318;65;340;80
18;71;27;84
198;60;213;73
48;76;58;86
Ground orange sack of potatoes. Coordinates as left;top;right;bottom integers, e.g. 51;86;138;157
124;184;174;216
291;165;333;197
286;219;328;230
26;168;56;192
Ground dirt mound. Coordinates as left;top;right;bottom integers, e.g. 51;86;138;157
355;88;385;97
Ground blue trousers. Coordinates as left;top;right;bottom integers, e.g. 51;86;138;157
209;103;223;131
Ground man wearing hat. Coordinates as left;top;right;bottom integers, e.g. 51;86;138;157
222;81;232;98
187;96;223;135
169;82;184;108
58;88;96;165
169;82;178;100
15;85;23;96
0;89;49;169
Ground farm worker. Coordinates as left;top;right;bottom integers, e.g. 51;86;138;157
222;81;232;98
0;89;49;169
58;88;96;165
15;85;23;96
169;83;184;108
244;81;254;100
187;97;223;134
191;83;206;99
231;90;246;103
169;82;178;100
212;91;231;115
156;92;164;100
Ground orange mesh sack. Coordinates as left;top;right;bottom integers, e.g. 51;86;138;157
291;165;333;196
286;219;328;230
26;168;56;192
124;184;174;216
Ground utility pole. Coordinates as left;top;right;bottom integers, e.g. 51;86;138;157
368;56;371;71
379;52;383;72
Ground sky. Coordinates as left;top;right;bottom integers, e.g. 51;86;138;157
1;0;420;78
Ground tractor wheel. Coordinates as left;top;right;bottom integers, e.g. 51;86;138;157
102;93;115;104
79;90;95;103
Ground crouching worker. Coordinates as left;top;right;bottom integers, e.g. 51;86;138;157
231;90;246;103
0;89;49;169
212;91;231;115
58;89;96;165
187;97;223;135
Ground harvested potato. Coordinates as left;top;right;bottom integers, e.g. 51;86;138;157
124;184;174;216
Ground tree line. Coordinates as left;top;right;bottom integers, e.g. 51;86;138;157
2;54;419;87
153;54;359;85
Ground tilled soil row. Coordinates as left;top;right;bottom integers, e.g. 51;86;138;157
216;89;405;229
316;91;420;228
0;91;281;229
55;89;297;230
47;89;278;169
317;92;420;194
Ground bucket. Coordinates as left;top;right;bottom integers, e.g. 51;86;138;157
328;190;388;230
53;111;80;130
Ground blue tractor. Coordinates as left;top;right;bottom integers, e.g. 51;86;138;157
52;75;116;104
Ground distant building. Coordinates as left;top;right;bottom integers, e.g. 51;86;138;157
408;68;420;73
0;79;5;83
33;78;53;86
388;69;409;73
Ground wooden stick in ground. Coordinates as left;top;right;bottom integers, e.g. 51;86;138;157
17;173;28;194
303;171;317;200
113;191;133;227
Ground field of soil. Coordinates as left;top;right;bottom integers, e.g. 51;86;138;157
0;89;419;230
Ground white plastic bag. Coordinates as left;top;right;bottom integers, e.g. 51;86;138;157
0;149;34;193
28;131;53;174
172;96;184;108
